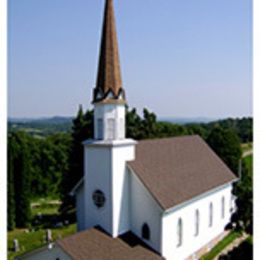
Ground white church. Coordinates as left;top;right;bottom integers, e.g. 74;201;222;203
19;0;238;259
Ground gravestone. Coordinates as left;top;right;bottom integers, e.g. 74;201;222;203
46;229;52;243
13;239;19;252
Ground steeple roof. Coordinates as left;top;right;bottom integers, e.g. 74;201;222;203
93;0;125;104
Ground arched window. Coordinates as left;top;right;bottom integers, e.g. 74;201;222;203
177;218;183;247
194;209;199;236
221;196;225;219
142;223;150;240
209;202;213;227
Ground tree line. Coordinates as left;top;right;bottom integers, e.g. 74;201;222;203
8;106;253;235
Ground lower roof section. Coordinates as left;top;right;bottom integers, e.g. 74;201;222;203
57;226;163;260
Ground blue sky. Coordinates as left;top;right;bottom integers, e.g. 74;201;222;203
8;0;252;118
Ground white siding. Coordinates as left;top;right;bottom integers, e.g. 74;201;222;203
129;170;163;253
161;184;233;260
84;146;112;234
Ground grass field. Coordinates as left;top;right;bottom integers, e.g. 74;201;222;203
7;199;76;260
244;154;253;176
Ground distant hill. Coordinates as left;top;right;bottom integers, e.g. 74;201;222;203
9;116;73;124
8;116;73;137
159;117;219;125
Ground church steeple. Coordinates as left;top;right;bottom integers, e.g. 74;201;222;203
93;0;125;104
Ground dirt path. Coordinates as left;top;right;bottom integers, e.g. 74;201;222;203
242;149;253;158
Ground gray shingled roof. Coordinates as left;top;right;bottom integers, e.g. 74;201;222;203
127;135;237;210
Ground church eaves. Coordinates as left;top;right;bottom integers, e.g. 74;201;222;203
93;0;125;104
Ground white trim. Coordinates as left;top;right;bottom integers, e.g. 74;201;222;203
83;138;137;147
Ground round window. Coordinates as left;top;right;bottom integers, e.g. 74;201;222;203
92;190;106;208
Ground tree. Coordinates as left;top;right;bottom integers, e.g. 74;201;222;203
60;106;93;215
7;135;17;230
11;132;32;228
157;122;188;138
126;107;142;139
206;127;252;235
206;127;242;174
140;108;158;139
232;158;253;234
185;124;208;139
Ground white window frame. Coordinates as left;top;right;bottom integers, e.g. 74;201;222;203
194;209;199;236
209;202;213;227
221;196;225;219
177;218;183;247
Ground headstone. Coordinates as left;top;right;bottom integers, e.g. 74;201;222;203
13;239;19;252
46;229;52;243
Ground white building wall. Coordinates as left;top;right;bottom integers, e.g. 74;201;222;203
161;183;233;260
84;146;112;234
94;103;125;140
129;169;163;253
76;184;85;231
83;140;136;237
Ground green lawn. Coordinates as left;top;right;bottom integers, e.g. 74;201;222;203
7;199;76;260
243;154;253;176
200;231;241;260
8;224;76;260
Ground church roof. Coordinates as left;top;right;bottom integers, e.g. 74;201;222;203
93;0;125;104
57;227;163;260
127;135;238;210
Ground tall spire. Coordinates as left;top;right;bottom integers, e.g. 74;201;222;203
93;0;125;104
